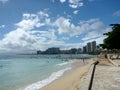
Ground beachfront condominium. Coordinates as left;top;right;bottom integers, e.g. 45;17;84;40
87;42;92;53
83;41;97;53
91;41;96;52
83;46;87;53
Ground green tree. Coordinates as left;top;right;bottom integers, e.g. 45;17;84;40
100;24;120;50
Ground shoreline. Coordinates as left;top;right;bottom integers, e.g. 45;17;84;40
23;58;86;90
39;58;95;90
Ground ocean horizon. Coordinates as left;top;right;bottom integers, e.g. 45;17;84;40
0;54;97;90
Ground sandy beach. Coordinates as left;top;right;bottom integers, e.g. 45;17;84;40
40;59;96;90
40;55;120;90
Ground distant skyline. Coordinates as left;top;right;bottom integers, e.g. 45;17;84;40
0;0;120;53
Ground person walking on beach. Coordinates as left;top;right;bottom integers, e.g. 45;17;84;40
83;58;85;64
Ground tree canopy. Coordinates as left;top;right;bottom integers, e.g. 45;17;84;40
100;24;120;49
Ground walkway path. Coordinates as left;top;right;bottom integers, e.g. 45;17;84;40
79;59;120;90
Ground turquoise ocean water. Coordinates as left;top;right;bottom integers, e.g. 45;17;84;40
0;54;97;90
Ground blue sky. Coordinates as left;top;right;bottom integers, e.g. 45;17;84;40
0;0;120;53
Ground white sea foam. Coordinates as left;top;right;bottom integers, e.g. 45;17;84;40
57;62;69;66
57;61;74;66
23;67;71;90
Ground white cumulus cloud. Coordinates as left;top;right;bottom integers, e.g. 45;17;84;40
90;21;104;30
113;10;120;17
0;0;9;3
73;10;79;14
0;11;59;53
58;0;84;9
81;27;112;45
55;17;105;37
0;10;109;53
60;0;66;3
82;31;101;41
0;25;5;28
55;17;86;36
69;0;84;8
